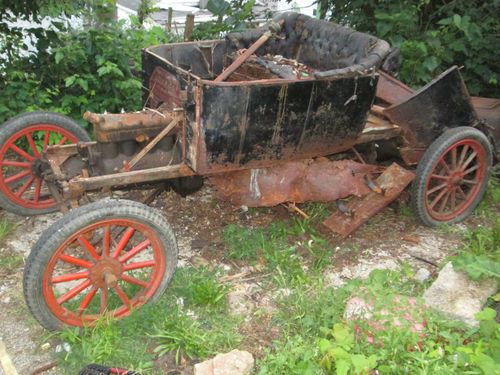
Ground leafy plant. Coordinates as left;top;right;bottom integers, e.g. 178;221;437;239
0;219;12;243
0;16;174;125
151;306;209;364
452;219;500;280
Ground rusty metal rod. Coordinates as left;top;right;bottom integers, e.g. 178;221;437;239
215;21;283;82
124;113;182;171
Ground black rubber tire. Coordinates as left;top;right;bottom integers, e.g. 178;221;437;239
0;111;90;216
23;199;178;331
411;126;492;227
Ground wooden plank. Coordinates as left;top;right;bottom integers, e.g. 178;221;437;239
70;164;194;192
323;163;414;237
0;340;19;375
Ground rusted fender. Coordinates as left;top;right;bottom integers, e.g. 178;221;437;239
323;163;415;237
208;158;379;207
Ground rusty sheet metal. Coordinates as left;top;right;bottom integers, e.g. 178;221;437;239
323;163;414;237
384;66;478;149
376;70;414;105
209;158;378;207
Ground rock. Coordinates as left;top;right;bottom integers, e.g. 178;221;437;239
323;271;345;288
423;262;498;326
194;349;254;375
228;285;254;316
414;268;431;283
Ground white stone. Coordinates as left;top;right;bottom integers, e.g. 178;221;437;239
423;262;498;326
414;268;431;283
194;349;254;375
228;285;254;316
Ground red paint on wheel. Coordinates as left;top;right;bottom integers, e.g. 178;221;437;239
424;139;487;222
0;124;78;210
41;219;166;327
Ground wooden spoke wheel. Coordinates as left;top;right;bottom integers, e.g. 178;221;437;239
0;111;90;215
412;127;492;226
23;200;177;330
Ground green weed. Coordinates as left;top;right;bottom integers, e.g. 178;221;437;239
259;268;500;374
0;254;23;274
0;219;12;242
169;267;229;309
53;266;241;374
151;306;208;364
223;224;266;261
151;304;242;364
452;219;500;280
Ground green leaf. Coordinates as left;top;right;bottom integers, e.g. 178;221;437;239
449;40;466;52
318;338;332;353
351;354;378;374
423;56;439;72
207;0;230;17
55;51;64;64
332;323;353;347
453;14;462;28
64;75;77;87
335;358;350;375
475;308;496;321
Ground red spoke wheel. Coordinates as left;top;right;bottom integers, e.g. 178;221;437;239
412;127;492;226
0;111;90;216
23;199;177;330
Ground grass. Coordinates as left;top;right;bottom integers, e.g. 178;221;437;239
0;254;24;274
53;266;242;374
258;268;499;375
0;218;12;243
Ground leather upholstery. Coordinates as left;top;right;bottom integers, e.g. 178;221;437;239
226;12;390;78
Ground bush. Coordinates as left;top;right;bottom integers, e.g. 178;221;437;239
321;0;500;98
0;17;174;125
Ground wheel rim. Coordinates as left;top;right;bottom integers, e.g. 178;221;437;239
0;124;78;210
424;139;488;222
42;218;167;327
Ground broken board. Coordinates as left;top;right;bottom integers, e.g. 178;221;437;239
323;163;415;237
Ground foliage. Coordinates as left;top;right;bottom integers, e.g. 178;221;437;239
223;214;333;287
319;0;500;97
259;267;500;374
169;267;230;309
0;15;173;125
192;0;257;40
0;219;12;243
452;219;500;280
54;266;241;374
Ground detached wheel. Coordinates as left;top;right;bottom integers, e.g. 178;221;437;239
23;199;177;330
0;111;90;216
412;126;492;226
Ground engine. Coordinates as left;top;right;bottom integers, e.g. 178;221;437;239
83;110;180;175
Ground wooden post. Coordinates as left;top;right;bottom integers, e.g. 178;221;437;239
184;13;195;41
166;7;173;32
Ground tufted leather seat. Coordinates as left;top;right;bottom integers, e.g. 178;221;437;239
226;12;390;78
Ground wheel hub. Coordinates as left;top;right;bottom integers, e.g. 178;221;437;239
89;256;123;289
30;158;49;178
449;171;463;186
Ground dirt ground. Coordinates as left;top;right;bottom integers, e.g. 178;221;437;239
0;183;478;375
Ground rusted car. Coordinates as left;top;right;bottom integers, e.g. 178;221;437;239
0;13;497;330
